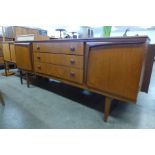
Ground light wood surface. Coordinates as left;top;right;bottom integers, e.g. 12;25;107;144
104;97;112;122
10;44;16;62
87;44;146;101
0;43;3;57
3;42;16;63
0;57;4;64
15;44;33;71
34;52;83;69
35;62;83;84
3;43;11;61
33;42;84;55
13;37;149;121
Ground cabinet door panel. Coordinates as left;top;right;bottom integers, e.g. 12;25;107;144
87;45;146;101
0;57;4;64
15;44;32;71
3;43;11;61
10;44;16;62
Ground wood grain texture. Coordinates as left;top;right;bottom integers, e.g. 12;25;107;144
104;97;112;122
10;44;16;62
0;43;3;57
14;37;149;121
15;44;33;71
33;42;84;55
87;44;146;101
3;43;11;61
34;52;83;69
0;57;4;64
0;42;4;65
34;62;83;84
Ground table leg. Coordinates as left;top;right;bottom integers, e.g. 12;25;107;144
26;73;30;88
19;70;23;85
104;97;112;122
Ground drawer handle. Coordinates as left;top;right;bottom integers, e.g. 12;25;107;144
70;59;75;64
37;56;41;60
37;46;40;50
70;47;75;52
70;72;75;77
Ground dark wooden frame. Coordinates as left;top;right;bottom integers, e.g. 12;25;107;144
141;44;155;92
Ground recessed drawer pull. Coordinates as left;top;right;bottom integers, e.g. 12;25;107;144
70;72;75;77
70;47;75;52
36;44;40;50
70;59;75;64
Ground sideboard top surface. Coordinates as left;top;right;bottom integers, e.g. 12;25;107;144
13;36;149;44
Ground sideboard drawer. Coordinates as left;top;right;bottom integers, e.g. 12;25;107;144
34;53;83;69
35;62;83;84
33;42;84;55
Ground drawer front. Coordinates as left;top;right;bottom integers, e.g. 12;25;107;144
34;52;83;69
33;42;84;55
34;62;83;84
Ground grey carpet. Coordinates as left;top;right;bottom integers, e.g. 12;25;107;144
0;63;155;128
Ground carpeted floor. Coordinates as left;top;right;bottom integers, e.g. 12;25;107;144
0;63;155;128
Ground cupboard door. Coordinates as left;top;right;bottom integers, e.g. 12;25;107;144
0;57;4;64
0;43;3;57
15;43;33;71
3;43;11;61
10;44;16;62
87;44;146;101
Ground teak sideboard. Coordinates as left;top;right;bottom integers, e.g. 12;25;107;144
2;42;16;76
14;36;149;121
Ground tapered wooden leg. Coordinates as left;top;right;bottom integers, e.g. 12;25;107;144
26;73;30;88
19;70;23;85
104;97;112;122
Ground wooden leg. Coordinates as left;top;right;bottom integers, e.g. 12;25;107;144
104;97;112;122
14;63;16;68
19;70;23;85
2;61;15;76
26;73;30;88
